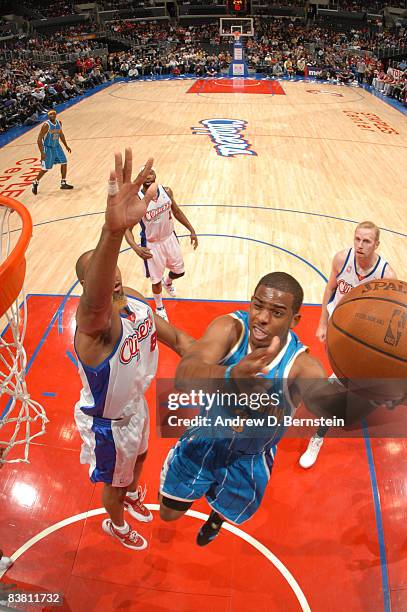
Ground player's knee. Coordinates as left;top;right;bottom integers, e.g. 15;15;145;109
159;493;191;521
103;483;126;504
169;271;185;280
159;504;183;522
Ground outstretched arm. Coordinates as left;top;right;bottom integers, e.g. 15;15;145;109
175;315;281;384
76;149;156;338
125;287;194;356
291;352;403;425
176;315;239;381
167;186;198;249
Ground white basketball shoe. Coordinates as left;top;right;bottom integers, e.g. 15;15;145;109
156;307;169;322
299;435;324;468
102;519;147;551
0;556;13;571
163;278;176;297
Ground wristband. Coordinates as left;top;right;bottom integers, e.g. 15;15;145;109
224;365;234;380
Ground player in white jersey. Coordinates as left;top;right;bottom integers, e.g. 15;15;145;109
125;167;198;322
74;149;193;551
299;220;397;468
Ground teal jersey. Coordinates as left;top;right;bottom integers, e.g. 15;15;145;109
43;119;62;148
186;310;307;454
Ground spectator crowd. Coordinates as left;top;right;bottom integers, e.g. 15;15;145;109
1;16;406;134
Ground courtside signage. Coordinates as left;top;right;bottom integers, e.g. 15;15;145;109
343;111;399;134
191;119;257;157
0;158;41;199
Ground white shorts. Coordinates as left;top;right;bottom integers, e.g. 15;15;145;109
74;399;149;487
145;233;185;285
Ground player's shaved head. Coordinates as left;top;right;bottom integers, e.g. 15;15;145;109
75;250;94;282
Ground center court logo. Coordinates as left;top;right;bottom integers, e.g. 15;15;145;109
191;119;257;157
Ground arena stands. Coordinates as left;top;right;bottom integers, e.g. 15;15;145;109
1;2;406;134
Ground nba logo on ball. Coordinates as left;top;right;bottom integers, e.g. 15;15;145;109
384;309;406;347
327;279;407;400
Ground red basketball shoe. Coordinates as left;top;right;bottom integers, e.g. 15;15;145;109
102;519;147;551
124;485;153;522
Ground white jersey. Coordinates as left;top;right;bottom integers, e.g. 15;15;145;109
75;296;158;420
327;247;389;317
139;185;174;243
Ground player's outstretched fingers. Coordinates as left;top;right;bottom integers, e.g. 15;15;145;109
107;170;119;201
133;158;154;190
114;152;124;188
123;147;132;184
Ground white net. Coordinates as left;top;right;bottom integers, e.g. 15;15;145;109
0;202;47;464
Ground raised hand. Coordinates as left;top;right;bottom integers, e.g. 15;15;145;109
105;148;157;233
231;336;281;379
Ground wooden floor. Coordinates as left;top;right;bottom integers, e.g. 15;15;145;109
1;78;406;303
1;78;407;612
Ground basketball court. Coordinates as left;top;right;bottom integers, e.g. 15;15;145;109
0;73;406;611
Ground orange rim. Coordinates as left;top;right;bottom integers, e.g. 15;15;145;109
0;196;32;317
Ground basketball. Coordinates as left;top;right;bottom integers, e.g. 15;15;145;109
327;279;407;400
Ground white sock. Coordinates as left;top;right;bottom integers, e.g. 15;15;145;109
153;293;163;308
164;275;172;286
126;490;138;500
112;521;129;533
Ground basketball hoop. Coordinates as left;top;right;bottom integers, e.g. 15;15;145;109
0;196;47;464
232;31;241;43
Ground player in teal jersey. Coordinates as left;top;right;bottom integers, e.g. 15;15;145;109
32;110;73;195
158;272;394;546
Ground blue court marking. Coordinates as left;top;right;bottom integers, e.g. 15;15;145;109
123;233;329;282
181;205;407;239
2;206;405;239
0;280;80;420
362;420;391;612
57;311;63;334
66;350;78;369
42;392;57;398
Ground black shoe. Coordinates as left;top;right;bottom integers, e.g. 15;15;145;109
32;181;38;195
197;511;223;547
60;181;74;190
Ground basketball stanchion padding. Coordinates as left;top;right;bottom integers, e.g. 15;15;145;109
0;195;48;464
